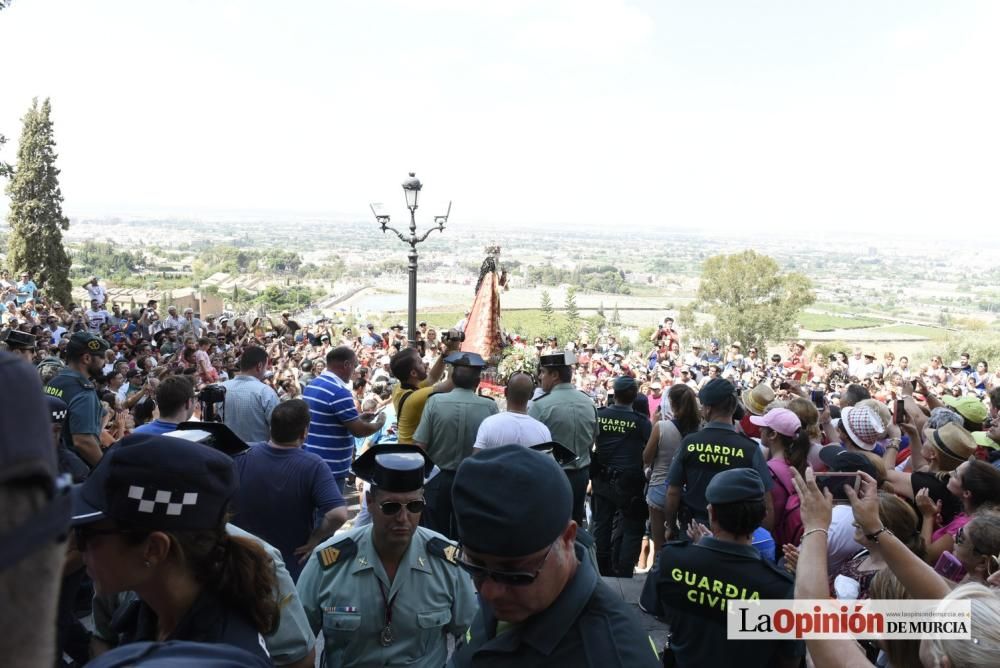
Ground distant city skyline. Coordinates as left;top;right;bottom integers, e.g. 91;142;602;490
1;1;998;238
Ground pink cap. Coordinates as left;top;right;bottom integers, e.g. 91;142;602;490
749;408;802;438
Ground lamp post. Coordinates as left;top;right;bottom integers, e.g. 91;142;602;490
370;172;452;347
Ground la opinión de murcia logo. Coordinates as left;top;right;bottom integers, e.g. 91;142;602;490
727;600;972;640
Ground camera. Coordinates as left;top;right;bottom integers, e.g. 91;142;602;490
442;330;466;343
197;384;227;423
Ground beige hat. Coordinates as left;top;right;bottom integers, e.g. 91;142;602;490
741;383;776;416
930;423;978;468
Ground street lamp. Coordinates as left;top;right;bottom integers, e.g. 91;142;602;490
370;172;452;347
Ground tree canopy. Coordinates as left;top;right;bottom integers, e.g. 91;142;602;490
680;250;815;353
5;98;73;304
525;264;631;294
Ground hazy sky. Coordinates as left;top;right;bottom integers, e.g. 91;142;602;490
1;1;998;235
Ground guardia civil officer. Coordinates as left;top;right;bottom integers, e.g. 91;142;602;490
44;331;109;467
528;350;597;524
297;445;477;667
663;377;773;536
592;375;652;577
412;351;498;538
649;468;803;667
0;327;37;363
449;445;660;668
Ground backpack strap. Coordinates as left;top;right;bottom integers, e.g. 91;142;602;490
768;458;796;498
396;388;417;417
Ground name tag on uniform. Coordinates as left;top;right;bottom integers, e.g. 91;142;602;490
324;606;358;614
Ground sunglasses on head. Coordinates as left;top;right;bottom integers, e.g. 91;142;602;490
378;499;426;515
456;544;553;586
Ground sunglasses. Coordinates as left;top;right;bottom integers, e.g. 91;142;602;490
75;525;143;551
457;544;553;586
378;499;426;515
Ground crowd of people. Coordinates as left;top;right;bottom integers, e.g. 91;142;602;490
3;274;1000;667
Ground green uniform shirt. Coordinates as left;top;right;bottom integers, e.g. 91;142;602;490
529;383;598;469
412;388;499;470
297;525;477;668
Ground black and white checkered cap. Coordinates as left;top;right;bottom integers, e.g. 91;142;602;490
71;433;237;530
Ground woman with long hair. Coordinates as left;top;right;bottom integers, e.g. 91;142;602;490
643;384;700;555
72;434;278;659
912;455;1000;564
750;406;809;550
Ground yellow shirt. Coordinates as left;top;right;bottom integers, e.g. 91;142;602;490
392;382;436;444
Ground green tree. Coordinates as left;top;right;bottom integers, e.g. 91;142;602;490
5;98;72;304
564;286;581;340
540;290;556;334
0;133;13;181
680;250;815;354
610;303;621;327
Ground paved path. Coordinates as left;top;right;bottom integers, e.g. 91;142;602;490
601;574;670;651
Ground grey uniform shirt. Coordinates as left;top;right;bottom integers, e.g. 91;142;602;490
413;388;499;470
528;383;598;469
297;524;478;668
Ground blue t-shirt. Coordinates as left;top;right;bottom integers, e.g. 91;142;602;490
302;372;359;478
132;419;179;436
232;442;344;580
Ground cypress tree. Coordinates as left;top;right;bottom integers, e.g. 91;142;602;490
6;98;73;305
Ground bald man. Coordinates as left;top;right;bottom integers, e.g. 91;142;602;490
473;372;552;451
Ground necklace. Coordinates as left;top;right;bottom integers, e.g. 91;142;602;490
377;580;397;647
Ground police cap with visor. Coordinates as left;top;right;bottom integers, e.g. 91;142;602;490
352;444;434;493
71;433;237;530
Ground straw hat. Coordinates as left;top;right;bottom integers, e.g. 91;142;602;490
741;383;776;416
930;423;978;466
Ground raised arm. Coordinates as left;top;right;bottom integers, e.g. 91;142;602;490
846;471;951;599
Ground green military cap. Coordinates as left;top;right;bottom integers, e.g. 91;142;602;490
705;468;765;504
612;376;636;393
67;331;110;356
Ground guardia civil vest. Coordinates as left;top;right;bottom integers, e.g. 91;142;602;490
45;369;98;451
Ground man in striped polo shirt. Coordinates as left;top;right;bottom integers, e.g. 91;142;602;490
304;346;387;491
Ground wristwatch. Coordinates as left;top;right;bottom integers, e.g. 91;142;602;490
865;526;893;543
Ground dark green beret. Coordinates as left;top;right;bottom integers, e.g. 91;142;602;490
706;468;765;504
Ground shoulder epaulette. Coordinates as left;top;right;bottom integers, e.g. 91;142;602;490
318;537;357;570
426;536;460;566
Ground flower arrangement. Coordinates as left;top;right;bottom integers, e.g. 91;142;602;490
496;346;538;384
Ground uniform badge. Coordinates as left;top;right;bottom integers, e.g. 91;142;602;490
427;537;461;566
319;546;341;568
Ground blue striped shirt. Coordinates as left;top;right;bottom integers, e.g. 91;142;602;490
303;371;359;477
